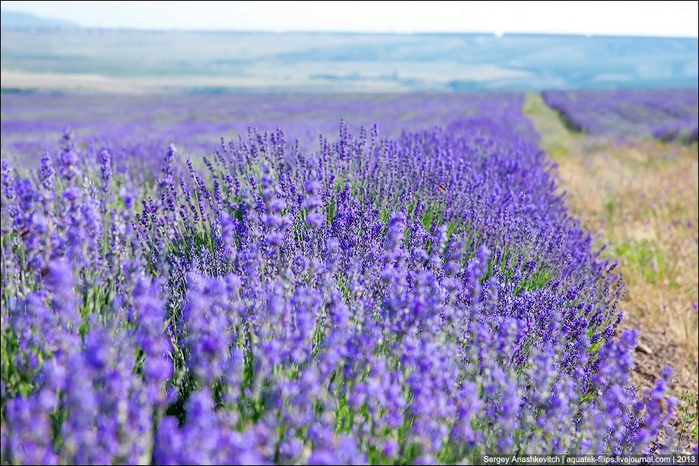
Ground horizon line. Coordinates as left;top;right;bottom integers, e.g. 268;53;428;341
1;24;698;40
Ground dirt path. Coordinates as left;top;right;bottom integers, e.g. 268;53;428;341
523;93;698;451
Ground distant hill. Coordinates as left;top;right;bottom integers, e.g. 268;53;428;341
1;10;79;30
0;27;696;93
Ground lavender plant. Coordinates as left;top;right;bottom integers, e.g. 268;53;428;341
542;88;698;143
0;93;680;464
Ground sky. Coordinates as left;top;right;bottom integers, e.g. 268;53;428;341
1;1;698;37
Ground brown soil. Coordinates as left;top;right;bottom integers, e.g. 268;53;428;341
616;312;698;455
616;312;697;396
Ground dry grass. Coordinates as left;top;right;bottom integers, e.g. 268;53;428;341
523;93;699;365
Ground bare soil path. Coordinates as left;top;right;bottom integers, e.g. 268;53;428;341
523;93;698;451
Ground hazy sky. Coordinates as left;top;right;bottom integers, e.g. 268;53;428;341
2;1;698;37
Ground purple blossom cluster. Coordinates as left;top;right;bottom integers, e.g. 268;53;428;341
542;88;698;143
1;93;680;464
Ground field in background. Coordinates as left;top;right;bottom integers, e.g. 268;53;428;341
524;93;698;400
0;92;533;163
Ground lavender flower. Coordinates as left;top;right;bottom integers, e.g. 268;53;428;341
0;94;681;464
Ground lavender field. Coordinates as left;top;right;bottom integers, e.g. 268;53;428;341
0;92;686;464
542;88;699;143
1;93;534;154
